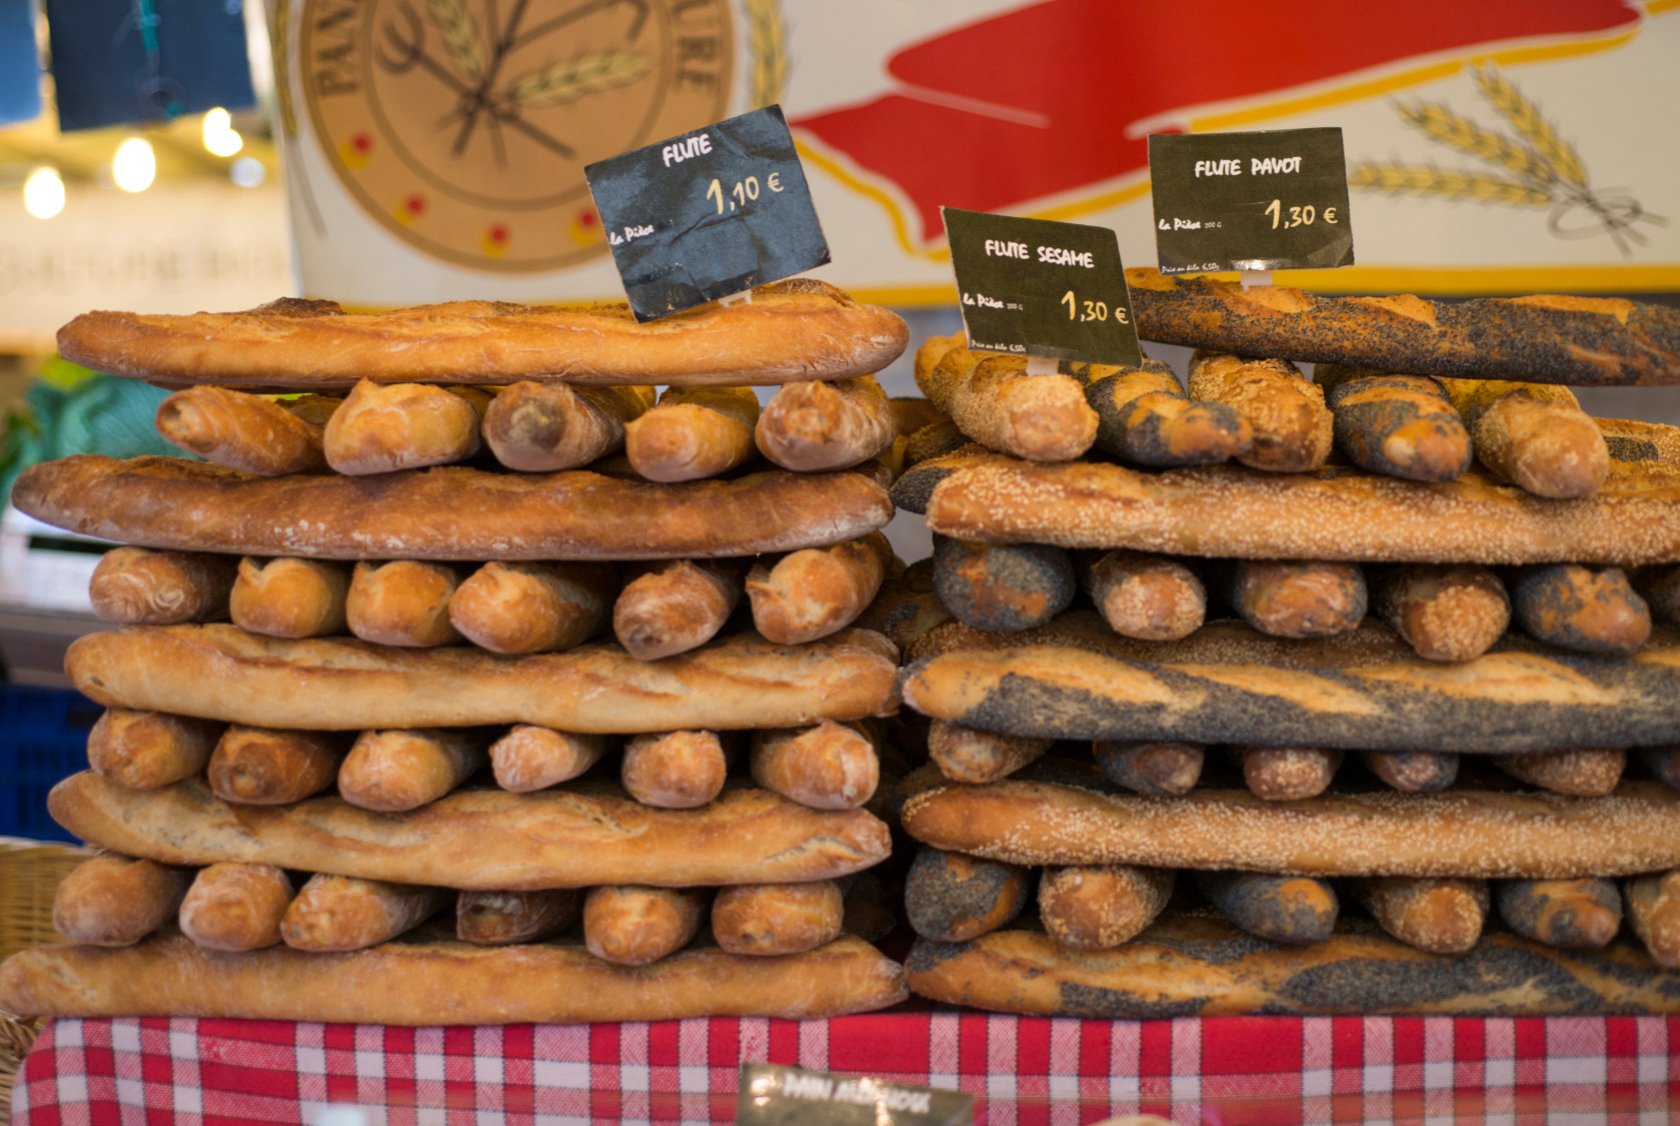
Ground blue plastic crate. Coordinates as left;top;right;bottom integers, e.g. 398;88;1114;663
0;684;99;843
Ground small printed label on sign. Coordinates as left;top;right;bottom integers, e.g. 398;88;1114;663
1148;128;1354;275
737;1064;973;1125
943;207;1142;369
586;105;829;321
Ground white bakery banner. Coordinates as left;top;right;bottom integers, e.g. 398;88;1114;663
275;0;1680;305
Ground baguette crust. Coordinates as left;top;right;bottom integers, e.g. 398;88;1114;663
914;336;1097;463
448;561;616;655
711;881;843;956
14;455;893;561
66;624;898;732
154;386;330;476
1362;751;1459;793
1199;872;1338;945
56;281;909;389
746;533;891;645
0;932;909;1023
1188;351;1331;473
229;556;351;639
899;775;1680;877
347;560;463;647
282;874;451;953
612;559;743;661
1493;748;1625;797
1085;552;1205;642
87;708;220;790
322;381;483;475
178;863;293;952
88;547;235;625
905;916;1680;1017
932;537;1075;633
48;773;892;890
583;886;706;965
756;377;897;473
1039;865;1172;951
52;856;188;947
1374;564;1509;663
1496;878;1622;949
1353;877;1488;955
624;386;759;483
489;726;610;792
456;889;581;946
922;458;1680;567
1316;367;1470;483
1126;268;1680;386
1093;741;1203;796
481;383;651;472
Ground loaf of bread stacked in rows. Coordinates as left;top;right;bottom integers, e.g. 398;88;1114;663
0;281;920;1025
885;269;1680;1016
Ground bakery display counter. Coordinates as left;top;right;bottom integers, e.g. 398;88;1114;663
11;1011;1678;1123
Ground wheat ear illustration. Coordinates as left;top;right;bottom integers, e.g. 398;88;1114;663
1349;164;1552;206
506;53;653;108
1395;101;1556;188
746;0;788;106
1472;64;1588;189
426;0;485;82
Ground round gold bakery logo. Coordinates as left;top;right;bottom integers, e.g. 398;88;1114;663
300;0;734;272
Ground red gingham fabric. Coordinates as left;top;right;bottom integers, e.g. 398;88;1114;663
13;1013;1680;1124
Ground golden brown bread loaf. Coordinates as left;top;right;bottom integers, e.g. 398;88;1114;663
755;377;897;473
52;856;188;947
1188;351;1332;473
1038;865;1173;951
321;381;485;475
1438;378;1610;499
1093;741;1204;796
488;726;611;792
926;720;1051;785
904;847;1032;943
1362;751;1460;793
337;728;487;813
281;874;451;953
711;881;844;956
346;560;464;647
1076;359;1252;468
154;385;332;476
1316;367;1471;483
746;533;892;645
1084;551;1205;642
88;547;235;625
899;773;1680;877
1373;564;1509;663
87;708;220;791
1125;267;1680;386
620;730;732;810
177;863;293;952
749;721;880;811
57;282;908;388
624;385;760;483
1352;877;1488;955
0;932;910;1023
920;458;1680;567
904;916;1680;1017
1238;747;1341;802
14;456;894;561
1492;748;1625;797
914;335;1097;462
49;773;892;889
205;726;346;806
66;624;898;732
229;556;351;639
455;889;581;946
612;559;744;661
480;383;652;472
583;886;707;966
1227;560;1366;639
1625;871;1680;969
447;562;617;655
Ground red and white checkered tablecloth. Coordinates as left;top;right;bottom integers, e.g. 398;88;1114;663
13;1012;1680;1124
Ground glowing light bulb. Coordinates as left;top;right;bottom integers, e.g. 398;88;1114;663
23;166;65;219
202;107;243;157
112;137;156;193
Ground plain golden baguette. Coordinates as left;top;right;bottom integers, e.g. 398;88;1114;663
346;560;464;647
281;874;451;953
1438;378;1610;499
749;721;879;810
1362;751;1459;793
913;335;1097;462
13;455;894;561
904;916;1680;1017
1093;741;1203;796
321;381;486;475
1315;366;1470;482
903;846;1031;943
488;726;611;792
1038;865;1172;951
899;775;1680;877
620;730;732;809
926;719;1050;785
1076;359;1251;467
206;726;346;806
88;547;235;625
154;385;331;475
1227;559;1366;639
481;382;652;471
1238;747;1341;802
756;376;896;472
1352;877;1488;955
612;559;744;660
899;633;1680;752
86;708;220;790
1199;872;1338;945
0;931;910;1023
56;281;908;389
1624;872;1680;968
1493;748;1625;797
1373;564;1509;663
1188;351;1331;473
337;728;487;813
623;386;759;483
49;773;892;890
66;624;898;732
1495;878;1622;949
1512;564;1651;653
1084;551;1205;642
712;881;843;956
229;556;351;639
583;886;707;966
919;458;1680;566
746;533;892;645
52;856;188;947
930;536;1075;633
178;862;293;952
1125;267;1680;386
448;561;616;654
456;889;582;946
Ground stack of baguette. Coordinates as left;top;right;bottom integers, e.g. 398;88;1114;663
0;280;921;1025
889;268;1680;1016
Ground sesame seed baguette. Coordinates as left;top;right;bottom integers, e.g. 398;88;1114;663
913;334;1098;462
0;932;909;1023
1126;267;1680;386
1491;748;1626;797
47;773;892;891
1372;563;1509;663
66;624;898;733
1351;877;1489;956
13;455;894;561
922;458;1680;567
55;281;909;390
1436;378;1609;499
905;916;1680;1017
898;775;1680;877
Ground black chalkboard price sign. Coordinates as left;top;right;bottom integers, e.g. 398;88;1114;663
1148;128;1354;275
943;207;1142;369
585;105;830;322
